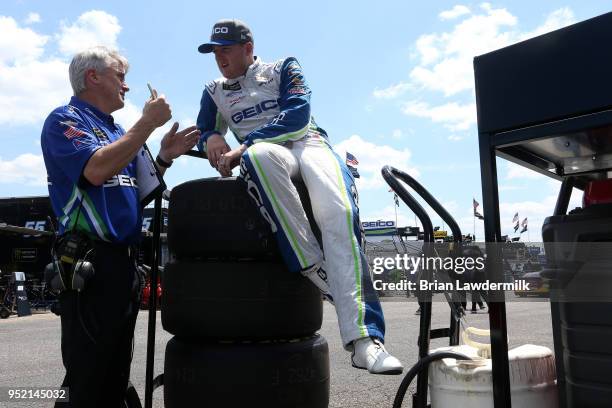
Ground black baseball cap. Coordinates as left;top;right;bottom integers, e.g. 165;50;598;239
198;19;253;54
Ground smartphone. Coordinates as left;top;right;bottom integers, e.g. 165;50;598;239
147;83;156;99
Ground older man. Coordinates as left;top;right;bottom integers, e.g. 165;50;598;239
41;46;199;407
196;19;403;374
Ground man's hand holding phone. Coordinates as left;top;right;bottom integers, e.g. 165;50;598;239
142;83;171;128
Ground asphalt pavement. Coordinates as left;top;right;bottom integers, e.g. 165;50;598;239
0;297;553;407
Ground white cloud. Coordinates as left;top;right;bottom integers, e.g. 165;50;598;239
520;7;575;41
0;16;48;64
505;161;550;180
0;58;70;125
57;10;122;55
24;12;41;24
410;5;518;97
0;11;126;126
0;12;126;186
0;11;202;190
448;134;463;141
414;34;441;66
333;134;419;190
439;5;471;21
391;129;403;140
498;184;524;192
409;62;473;98
402;101;476;131
500;198;556;221
0;154;47;186
396;6;576;131
409;6;575;97
372;82;411;99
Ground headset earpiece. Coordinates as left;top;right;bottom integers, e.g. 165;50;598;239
72;260;95;291
45;260;66;292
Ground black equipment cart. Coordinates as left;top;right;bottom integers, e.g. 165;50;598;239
474;11;612;408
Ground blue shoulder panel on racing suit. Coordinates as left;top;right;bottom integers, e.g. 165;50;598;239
41;96;142;244
242;57;311;146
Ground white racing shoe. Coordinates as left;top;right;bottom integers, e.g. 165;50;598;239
351;337;403;375
302;264;334;304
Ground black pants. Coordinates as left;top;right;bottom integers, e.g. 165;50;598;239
470;290;488;310
55;243;141;408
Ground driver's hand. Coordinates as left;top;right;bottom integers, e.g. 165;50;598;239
204;134;230;170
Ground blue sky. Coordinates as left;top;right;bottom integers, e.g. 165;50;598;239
1;1;608;240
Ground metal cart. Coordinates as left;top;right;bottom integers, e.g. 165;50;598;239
474;11;612;408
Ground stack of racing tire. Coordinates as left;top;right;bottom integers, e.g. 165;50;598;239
161;177;330;408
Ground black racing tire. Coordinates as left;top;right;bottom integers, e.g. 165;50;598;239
164;335;329;408
123;381;142;408
0;307;10;319
161;260;323;340
167;177;279;260
167;177;321;261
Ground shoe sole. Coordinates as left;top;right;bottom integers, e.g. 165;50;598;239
322;294;335;305
351;361;403;375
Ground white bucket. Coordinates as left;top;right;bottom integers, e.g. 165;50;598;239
428;327;558;408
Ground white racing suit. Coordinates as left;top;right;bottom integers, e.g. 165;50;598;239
196;56;384;347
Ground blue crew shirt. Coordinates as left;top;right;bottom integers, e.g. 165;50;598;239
41;96;142;244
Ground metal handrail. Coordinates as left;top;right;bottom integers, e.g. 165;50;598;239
381;165;465;408
381;165;462;242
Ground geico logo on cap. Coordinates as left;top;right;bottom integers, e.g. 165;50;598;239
213;26;229;34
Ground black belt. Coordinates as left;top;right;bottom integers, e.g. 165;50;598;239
57;232;138;262
91;240;138;261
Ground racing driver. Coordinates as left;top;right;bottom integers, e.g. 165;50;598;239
196;19;403;375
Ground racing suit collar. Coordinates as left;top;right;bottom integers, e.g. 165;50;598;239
246;56;261;77
229;56;261;84
69;96;116;125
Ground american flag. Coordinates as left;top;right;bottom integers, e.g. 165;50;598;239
346;152;359;167
63;125;86;139
512;212;519;223
472;198;480;211
520;217;528;233
473;198;484;220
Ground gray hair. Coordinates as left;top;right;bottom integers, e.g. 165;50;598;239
68;46;129;95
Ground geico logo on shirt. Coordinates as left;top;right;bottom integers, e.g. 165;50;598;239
103;175;139;188
231;100;278;124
